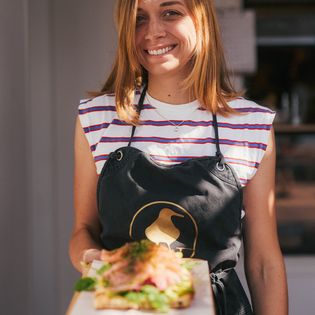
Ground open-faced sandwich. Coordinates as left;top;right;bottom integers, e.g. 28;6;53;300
75;240;195;313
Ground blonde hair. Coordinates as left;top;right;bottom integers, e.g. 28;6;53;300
97;0;241;124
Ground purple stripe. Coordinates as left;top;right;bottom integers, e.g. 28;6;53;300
83;122;110;133
150;155;197;162
220;138;267;150
196;106;274;115
94;155;109;162
99;136;215;144
99;136;267;150
139;120;213;127
151;155;260;167
83;119;272;133
219;122;272;130
139;120;272;130
79;104;155;115
80;99;93;105
94;152;259;167
111;119;130;126
235;107;275;114
239;178;249;185
94;153;259;167
79;106;116;114
138;120;209;127
225;157;260;168
90;144;97;152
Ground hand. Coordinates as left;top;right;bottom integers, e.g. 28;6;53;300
80;248;101;275
81;248;102;263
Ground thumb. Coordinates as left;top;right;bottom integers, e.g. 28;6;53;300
81;248;101;263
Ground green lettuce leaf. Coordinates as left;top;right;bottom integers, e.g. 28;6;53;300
96;262;112;275
74;277;96;292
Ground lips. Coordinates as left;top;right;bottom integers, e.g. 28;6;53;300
145;44;177;56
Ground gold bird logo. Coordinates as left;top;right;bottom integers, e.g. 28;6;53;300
145;208;184;249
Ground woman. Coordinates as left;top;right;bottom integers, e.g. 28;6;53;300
69;0;288;314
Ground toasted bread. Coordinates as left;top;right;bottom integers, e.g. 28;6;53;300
94;290;194;310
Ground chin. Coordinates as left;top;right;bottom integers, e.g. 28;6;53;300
145;63;182;77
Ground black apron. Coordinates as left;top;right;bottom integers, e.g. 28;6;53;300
97;86;253;315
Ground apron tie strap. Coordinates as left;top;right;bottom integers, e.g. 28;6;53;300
210;270;229;315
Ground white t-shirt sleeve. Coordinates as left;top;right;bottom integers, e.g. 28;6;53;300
238;99;276;183
78;95;116;160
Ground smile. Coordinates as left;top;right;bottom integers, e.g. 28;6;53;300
146;45;177;56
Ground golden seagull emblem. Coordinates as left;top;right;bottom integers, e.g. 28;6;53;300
145;208;184;249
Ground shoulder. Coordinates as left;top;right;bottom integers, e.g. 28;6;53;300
228;97;275;114
78;89;143;113
227;97;276;125
77;93;119;144
228;97;275;117
219;98;276;186
78;93;118;129
78;93;117;114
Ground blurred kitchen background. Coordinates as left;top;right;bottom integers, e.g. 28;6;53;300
1;0;314;314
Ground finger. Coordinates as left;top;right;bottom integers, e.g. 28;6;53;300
82;249;101;263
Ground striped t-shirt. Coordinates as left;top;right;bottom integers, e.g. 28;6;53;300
78;90;275;187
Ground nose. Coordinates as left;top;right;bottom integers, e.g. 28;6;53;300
144;19;166;40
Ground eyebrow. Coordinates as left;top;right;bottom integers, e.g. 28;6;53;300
160;1;184;7
137;1;184;12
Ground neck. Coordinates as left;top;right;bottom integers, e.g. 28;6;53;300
147;73;195;105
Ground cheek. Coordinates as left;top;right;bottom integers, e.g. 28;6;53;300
135;33;141;47
186;21;197;47
176;21;197;48
187;29;197;48
135;31;146;65
135;28;144;47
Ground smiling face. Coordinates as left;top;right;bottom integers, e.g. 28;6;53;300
135;0;197;80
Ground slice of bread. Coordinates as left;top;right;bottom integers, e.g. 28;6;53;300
94;290;194;310
170;292;194;308
94;292;139;310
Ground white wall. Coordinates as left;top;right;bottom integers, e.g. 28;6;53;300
28;0;116;314
0;1;29;314
51;0;116;313
0;0;115;314
1;1;314;314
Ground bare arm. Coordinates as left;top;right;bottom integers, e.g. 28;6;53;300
243;128;288;315
69;116;103;272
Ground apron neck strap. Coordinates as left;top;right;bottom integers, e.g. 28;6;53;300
128;85;223;160
128;85;148;147
212;113;223;158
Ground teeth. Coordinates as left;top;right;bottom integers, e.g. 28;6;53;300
147;46;174;56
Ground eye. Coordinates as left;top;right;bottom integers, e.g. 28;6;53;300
163;10;182;18
136;14;147;26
